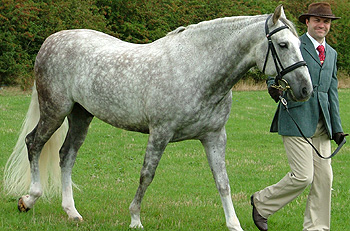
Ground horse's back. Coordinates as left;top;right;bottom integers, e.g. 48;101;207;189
34;29;151;132
36;29;125;79
39;29;132;52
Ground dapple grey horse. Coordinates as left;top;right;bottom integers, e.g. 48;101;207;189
4;5;312;231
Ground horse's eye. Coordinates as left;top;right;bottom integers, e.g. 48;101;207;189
279;42;288;48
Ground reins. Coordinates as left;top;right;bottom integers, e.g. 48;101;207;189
278;96;346;159
262;15;346;159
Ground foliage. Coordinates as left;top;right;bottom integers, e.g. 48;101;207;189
1;0;350;88
0;0;108;89
95;0;271;43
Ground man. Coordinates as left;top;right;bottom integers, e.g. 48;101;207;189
250;3;348;231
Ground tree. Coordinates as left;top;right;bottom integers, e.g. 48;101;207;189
0;0;109;88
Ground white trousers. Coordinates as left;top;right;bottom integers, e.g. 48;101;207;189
253;120;333;231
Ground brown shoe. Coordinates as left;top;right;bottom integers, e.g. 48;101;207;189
251;195;268;231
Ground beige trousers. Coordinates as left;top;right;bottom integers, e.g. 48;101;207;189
253;120;333;231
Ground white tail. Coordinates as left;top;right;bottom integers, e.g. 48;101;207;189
3;84;68;199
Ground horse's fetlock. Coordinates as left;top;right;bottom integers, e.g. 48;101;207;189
32;190;43;198
129;203;140;214
62;205;72;213
30;186;43;198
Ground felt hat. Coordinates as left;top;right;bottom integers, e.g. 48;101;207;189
298;2;340;24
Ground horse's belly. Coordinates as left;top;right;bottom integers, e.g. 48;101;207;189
170;93;232;142
89;107;149;133
100;116;149;134
171;115;228;142
74;89;149;133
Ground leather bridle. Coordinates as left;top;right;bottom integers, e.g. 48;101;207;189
262;15;307;91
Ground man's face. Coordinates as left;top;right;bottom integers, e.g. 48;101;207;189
306;16;331;43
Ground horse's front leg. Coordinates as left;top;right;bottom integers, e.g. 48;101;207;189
201;128;243;231
129;129;171;229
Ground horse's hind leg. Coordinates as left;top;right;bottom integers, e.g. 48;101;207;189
59;103;93;221
201;128;243;231
18;116;66;211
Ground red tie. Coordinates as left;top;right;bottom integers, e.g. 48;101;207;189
316;45;325;65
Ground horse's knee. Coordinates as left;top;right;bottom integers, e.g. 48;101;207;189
217;182;231;196
212;170;231;196
140;170;154;186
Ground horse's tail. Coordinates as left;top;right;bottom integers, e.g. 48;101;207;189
3;84;68;199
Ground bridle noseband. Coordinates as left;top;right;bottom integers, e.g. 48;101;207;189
262;15;307;91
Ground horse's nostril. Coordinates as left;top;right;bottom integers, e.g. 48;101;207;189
302;87;308;96
302;87;312;96
301;86;313;100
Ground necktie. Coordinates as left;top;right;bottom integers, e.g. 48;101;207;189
316;45;325;65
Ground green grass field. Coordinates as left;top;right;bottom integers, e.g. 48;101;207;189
1;88;349;230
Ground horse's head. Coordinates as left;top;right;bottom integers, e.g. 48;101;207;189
256;5;313;102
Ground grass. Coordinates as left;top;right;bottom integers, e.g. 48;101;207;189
0;87;349;230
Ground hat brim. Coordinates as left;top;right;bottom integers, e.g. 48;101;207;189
298;14;341;24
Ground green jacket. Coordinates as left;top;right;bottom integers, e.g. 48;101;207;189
267;33;343;138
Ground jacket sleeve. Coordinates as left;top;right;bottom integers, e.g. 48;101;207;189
328;52;343;136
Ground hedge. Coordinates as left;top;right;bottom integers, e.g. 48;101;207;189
1;0;349;89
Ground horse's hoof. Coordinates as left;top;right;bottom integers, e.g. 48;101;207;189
74;217;83;222
69;216;83;222
129;223;144;229
18;197;30;212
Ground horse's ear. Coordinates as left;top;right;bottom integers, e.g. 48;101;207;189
272;5;285;24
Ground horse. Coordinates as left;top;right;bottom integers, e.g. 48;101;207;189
4;5;312;231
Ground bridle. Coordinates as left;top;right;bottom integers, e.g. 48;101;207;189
262;15;346;159
262;15;307;91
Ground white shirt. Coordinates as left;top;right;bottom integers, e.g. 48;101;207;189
306;32;326;55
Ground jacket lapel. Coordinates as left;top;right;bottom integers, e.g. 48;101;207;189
300;34;322;67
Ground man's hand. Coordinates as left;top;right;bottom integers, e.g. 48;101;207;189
333;132;349;145
268;86;283;103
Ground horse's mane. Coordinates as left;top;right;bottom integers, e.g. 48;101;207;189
166;16;260;36
167;14;299;37
280;17;298;37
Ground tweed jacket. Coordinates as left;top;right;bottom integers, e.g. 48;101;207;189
267;33;343;138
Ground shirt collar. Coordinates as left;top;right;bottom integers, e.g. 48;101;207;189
306;32;326;50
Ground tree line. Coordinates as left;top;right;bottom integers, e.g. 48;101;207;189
1;0;349;89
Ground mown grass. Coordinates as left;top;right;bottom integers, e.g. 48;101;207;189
0;88;349;230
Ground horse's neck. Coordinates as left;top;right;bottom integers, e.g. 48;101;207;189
174;16;266;93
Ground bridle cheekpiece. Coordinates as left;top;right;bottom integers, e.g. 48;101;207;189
262;15;307;91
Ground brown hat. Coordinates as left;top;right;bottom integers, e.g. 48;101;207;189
298;2;340;24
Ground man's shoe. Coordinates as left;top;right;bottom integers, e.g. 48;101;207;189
251;195;268;231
